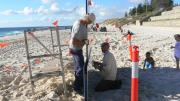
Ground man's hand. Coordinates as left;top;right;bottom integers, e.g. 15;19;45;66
72;38;85;48
92;61;99;69
92;60;103;71
170;46;175;49
82;39;89;45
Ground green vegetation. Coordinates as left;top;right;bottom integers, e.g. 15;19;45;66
151;0;173;10
102;0;175;26
129;3;153;16
128;0;174;16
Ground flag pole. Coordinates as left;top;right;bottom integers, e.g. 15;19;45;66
84;0;88;101
145;0;148;14
86;0;88;14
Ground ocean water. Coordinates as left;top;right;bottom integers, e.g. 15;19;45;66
0;26;72;37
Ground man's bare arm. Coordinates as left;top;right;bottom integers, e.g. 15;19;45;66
72;38;85;48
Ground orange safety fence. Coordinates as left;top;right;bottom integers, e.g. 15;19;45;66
0;42;8;48
34;58;41;64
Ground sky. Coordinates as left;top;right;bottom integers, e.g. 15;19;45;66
0;0;180;27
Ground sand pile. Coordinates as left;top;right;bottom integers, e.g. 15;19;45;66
0;62;84;101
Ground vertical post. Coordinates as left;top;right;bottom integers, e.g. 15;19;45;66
145;0;148;14
127;32;132;60
128;34;132;46
136;5;138;16
24;31;34;93
84;41;89;101
131;46;139;101
129;45;133;61
84;0;89;101
50;28;55;54
86;0;88;14
55;27;67;100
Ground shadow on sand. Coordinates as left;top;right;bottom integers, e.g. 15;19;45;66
88;67;180;101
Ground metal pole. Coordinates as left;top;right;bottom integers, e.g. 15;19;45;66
24;31;35;93
28;54;59;59
84;0;89;101
136;6;137;16
84;41;89;101
50;28;55;60
86;0;88;14
28;32;54;56
50;28;55;53
55;27;67;100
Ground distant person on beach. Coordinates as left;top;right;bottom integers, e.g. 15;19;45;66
125;30;134;36
100;27;107;32
69;13;96;94
143;52;155;69
171;34;180;70
121;30;134;43
119;26;123;33
122;30;133;38
92;42;121;92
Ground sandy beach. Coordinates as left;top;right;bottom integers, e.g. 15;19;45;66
0;26;180;101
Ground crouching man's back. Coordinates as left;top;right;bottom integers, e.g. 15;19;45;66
101;51;117;81
93;42;121;92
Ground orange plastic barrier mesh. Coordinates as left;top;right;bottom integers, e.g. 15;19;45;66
0;42;8;48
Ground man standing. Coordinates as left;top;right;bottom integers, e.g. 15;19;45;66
69;13;95;94
93;42;121;92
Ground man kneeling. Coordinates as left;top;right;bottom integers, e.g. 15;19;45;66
92;42;121;92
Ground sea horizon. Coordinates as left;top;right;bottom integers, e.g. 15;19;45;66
0;26;72;37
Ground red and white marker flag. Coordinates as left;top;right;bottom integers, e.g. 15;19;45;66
28;32;34;36
96;23;99;29
88;0;94;7
53;20;59;27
